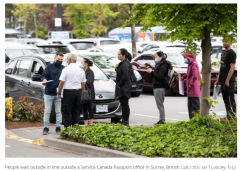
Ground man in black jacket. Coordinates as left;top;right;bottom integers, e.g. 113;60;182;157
41;52;65;135
147;51;172;125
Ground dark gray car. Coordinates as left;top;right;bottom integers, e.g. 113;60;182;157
5;55;122;123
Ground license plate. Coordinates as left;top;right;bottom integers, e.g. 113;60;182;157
96;105;108;113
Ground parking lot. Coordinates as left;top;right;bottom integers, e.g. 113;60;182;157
94;91;237;126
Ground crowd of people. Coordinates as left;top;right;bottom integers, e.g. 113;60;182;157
41;40;236;135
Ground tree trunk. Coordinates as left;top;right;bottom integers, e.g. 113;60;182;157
130;5;137;58
200;29;211;117
33;7;38;38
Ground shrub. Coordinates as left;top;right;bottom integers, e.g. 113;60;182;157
13;95;44;122
61;115;237;157
5;100;13;121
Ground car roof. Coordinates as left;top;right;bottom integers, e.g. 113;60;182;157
5;42;39;49
85;38;120;41
66;52;114;57
52;39;95;43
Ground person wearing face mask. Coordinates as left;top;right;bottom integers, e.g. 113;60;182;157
41;52;65;135
57;54;86;128
80;58;95;126
180;53;201;119
146;51;172;125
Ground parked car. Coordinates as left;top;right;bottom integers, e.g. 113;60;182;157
5;42;44;64
137;41;186;54
72;52;143;97
196;43;237;92
5;55;122;123
36;43;77;54
131;49;219;96
5;38;46;46
136;42;151;48
84;37;121;46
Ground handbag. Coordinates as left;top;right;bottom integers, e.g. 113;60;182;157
81;84;91;104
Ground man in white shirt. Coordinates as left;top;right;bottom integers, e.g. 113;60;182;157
57;54;86;128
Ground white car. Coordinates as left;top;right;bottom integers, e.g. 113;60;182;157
36;43;78;54
84;38;121;46
5;42;44;64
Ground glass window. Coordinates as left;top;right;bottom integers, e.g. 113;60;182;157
31;61;44;77
37;46;70;54
5;60;17;75
22;49;43;55
100;40;120;45
211;47;220;58
136;56;145;65
166;53;185;65
5;49;24;59
70;42;95;50
144;56;155;66
78;55;115;69
142;45;153;52
13;60;31;77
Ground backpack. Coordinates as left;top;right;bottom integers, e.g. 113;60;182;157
164;61;174;90
126;60;137;82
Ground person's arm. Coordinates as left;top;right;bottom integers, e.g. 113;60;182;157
188;64;198;87
41;66;49;82
225;63;235;84
117;63;129;88
152;66;167;81
81;70;86;94
57;69;66;98
81;82;85;94
86;71;94;88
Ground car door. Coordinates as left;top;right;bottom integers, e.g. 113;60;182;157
25;59;46;104
134;55;155;87
7;59;32;102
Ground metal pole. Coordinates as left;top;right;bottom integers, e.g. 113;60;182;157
56;4;62;31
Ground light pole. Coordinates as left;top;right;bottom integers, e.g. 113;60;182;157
56;4;62;31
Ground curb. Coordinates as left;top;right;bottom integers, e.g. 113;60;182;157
44;137;147;158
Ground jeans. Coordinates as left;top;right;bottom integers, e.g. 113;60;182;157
43;94;62;128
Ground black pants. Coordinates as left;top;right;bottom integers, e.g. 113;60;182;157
188;97;200;119
221;82;236;118
83;100;93;120
61;89;81;128
119;96;130;121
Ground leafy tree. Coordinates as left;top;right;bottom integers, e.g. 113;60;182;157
12;4;31;34
63;4;91;38
31;26;48;39
43;4;74;32
5;4;20;29
90;4;119;37
124;4;237;117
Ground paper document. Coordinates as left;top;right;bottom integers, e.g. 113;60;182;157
42;80;54;85
179;79;184;95
213;85;221;100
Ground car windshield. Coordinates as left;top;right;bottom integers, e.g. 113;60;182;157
70;42;95;50
5;49;24;59
62;60;108;80
37;46;70;54
77;55;115;69
165;53;185;65
100;40;120;45
22;49;44;55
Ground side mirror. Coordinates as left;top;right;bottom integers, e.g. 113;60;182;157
138;50;142;54
32;74;42;82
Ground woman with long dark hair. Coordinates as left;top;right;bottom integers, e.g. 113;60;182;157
80;58;95;126
115;48;132;126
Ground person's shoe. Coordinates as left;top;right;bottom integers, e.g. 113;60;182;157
122;121;129;126
154;120;166;125
55;127;61;134
43;127;49;135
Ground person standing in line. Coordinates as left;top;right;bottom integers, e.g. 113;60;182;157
181;53;201;119
42;52;65;135
215;40;236;119
146;51;172;125
80;58;95;126
115;48;132;126
57;54;86;128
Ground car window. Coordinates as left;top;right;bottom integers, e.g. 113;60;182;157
80;55;115;69
166;53;185;65
100;40;120;45
144;56;155;66
142;45;153;52
136;56;145;65
5;49;24;60
211;47;220;58
22;49;43;55
13;60;31;77
5;60;17;75
70;42;95;50
37;46;70;54
31;61;44;77
89;50;94;52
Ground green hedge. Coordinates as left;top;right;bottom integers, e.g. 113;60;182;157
60;116;237;157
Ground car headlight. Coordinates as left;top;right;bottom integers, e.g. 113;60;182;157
133;70;142;81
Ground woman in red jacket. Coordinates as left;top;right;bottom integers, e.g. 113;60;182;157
180;53;201;119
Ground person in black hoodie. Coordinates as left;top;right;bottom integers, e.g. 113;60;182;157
41;52;65;135
115;48;132;126
146;51;172;125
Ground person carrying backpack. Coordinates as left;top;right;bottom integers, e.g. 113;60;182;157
146;51;172;125
115;48;133;126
